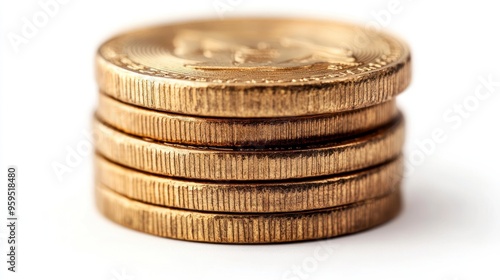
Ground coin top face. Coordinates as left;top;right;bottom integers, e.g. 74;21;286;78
99;18;409;85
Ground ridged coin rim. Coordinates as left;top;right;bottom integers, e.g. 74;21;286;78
96;183;402;243
96;154;403;213
96;93;398;147
93;114;405;181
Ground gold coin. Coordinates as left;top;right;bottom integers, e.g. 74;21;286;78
96;18;411;117
93;114;405;181
96;154;402;213
97;93;397;147
96;183;401;243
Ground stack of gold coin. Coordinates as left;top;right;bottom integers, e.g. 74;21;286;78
93;18;411;243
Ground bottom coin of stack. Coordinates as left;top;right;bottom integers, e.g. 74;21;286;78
96;183;401;243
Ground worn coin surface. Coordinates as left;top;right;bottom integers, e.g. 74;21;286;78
93;114;405;181
96;183;401;243
97;93;397;147
96;18;411;117
95;154;402;213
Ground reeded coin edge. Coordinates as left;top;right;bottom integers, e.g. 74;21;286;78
96;55;411;117
96;183;402;243
95;153;403;213
93;114;405;180
96;92;398;147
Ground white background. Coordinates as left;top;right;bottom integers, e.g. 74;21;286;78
1;0;500;279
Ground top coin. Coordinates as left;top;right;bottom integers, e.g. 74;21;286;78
96;18;411;117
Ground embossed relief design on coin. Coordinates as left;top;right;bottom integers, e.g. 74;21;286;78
171;29;361;70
